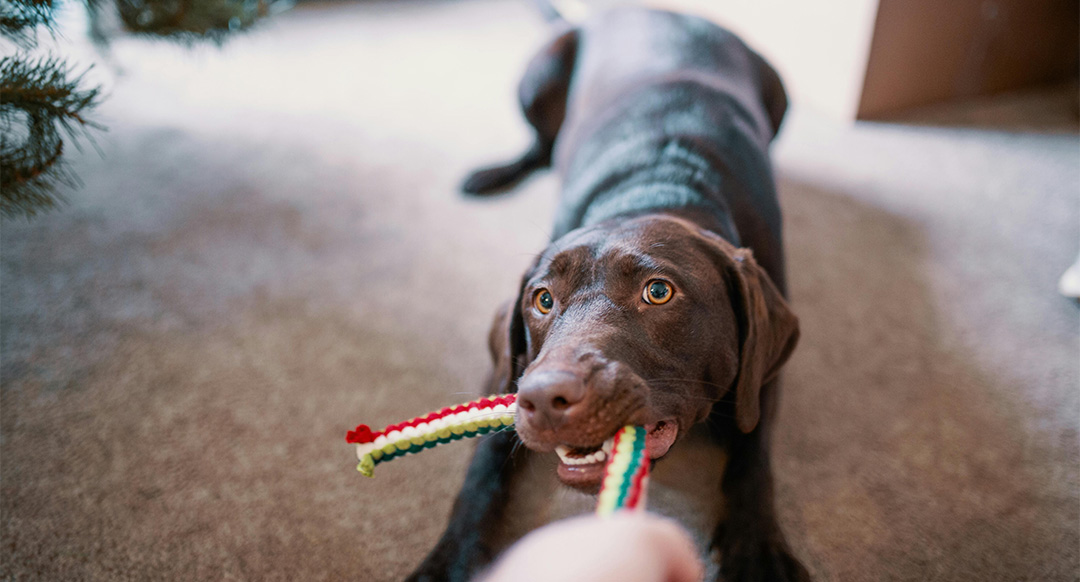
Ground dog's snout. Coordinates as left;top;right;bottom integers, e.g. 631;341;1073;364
517;370;586;428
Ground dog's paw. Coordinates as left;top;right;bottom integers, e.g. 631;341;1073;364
405;545;488;582
404;571;443;582
405;562;460;582
718;538;810;582
461;141;549;195
462;165;517;195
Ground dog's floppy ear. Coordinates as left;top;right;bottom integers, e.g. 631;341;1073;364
748;50;788;139
726;248;800;433
484;300;517;395
484;268;536;395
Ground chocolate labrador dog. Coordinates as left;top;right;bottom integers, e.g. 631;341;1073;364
409;6;807;581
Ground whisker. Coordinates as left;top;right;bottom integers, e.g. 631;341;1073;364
509;435;527;462
644;378;740;422
493;431;529;473
645;379;734;402
648;377;730;390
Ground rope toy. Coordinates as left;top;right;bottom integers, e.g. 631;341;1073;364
346;393;650;514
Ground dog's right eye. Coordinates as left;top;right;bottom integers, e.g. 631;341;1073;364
534;289;554;314
643;279;674;305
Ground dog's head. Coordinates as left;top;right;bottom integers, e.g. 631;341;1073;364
485;214;798;491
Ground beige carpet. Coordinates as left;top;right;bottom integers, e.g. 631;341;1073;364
2;1;1077;580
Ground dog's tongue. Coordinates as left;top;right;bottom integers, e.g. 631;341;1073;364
644;421;678;460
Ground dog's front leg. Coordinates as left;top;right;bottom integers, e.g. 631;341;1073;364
711;381;810;582
406;430;520;582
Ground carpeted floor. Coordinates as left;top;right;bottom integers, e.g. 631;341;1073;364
2;1;1077;580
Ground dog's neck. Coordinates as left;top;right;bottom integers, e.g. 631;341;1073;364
580;183;741;245
553;137;742;246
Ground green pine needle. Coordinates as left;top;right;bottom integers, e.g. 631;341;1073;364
1;55;102;219
0;0;56;47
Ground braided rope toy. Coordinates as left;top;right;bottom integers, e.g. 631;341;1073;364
346;393;650;514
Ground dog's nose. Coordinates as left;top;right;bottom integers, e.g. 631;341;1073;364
516;370;585;429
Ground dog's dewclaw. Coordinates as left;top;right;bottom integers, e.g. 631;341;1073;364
346;396;650;514
595;425;650;516
346;394;518;477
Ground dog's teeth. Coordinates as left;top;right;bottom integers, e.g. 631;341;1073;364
556;444;610;466
602;438;614;455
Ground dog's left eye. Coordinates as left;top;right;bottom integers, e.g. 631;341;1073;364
643;280;674;305
534;289;554;314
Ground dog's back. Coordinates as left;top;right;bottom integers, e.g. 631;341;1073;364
552;8;789;285
559;8;781;153
465;7;789;288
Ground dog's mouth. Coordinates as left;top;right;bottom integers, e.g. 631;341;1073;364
554;420;678;491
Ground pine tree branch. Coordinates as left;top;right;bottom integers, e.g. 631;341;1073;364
0;137;69;218
115;0;277;43
0;0;284;219
1;57;102;130
0;0;56;47
1;55;102;218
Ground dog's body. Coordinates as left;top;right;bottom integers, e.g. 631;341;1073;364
409;7;808;581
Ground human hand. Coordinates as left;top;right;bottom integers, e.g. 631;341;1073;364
479;512;703;582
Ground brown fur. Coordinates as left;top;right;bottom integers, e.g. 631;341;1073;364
410;8;809;581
